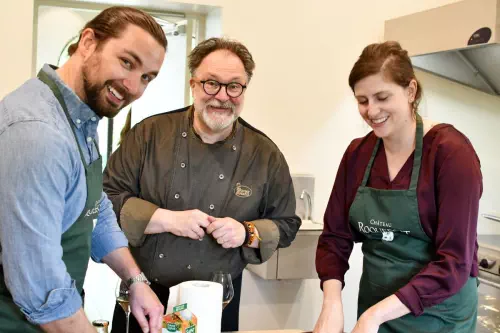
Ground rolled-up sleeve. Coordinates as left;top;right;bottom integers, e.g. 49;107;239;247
119;197;158;247
0;122;82;324
395;143;482;316
243;152;301;264
90;192;128;262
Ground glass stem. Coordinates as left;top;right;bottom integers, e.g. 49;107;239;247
125;311;130;333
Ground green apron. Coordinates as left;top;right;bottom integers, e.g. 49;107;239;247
349;114;478;333
0;70;102;332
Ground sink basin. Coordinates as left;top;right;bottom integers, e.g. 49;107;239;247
299;219;323;230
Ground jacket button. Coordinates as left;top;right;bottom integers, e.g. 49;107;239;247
187;265;191;270
181;162;186;168
181;132;187;138
174;193;180;199
232;145;237;151
209;204;215;210
219;174;224;180
159;253;164;259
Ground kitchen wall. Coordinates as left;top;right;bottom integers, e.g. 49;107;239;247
2;0;500;331
0;1;34;98
35;5;97;71
417;70;500;235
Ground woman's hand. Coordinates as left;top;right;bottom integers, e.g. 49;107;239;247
352;295;410;333
313;305;344;333
351;311;381;333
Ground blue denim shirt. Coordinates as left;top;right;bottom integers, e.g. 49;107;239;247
0;64;128;325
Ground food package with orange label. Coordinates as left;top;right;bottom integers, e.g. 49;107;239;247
163;303;197;333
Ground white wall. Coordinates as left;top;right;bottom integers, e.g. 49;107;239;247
205;7;222;38
36;6;97;71
2;0;500;331
417;70;500;235
0;1;34;98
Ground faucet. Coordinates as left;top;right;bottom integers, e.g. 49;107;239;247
482;213;500;223
300;189;312;220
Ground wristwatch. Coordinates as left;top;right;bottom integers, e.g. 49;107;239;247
126;272;151;288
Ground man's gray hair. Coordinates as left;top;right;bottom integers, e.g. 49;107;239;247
188;37;255;81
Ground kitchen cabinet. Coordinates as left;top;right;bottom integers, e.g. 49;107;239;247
246;223;322;280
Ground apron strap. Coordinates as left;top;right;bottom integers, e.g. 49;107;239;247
360;113;424;189
93;138;101;157
409;113;423;191
361;138;381;186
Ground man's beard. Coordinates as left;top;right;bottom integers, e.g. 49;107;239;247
82;60;128;119
197;99;238;132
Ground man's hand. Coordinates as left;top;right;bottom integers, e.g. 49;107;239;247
129;282;164;333
206;216;246;248
102;249;164;332
150;208;211;240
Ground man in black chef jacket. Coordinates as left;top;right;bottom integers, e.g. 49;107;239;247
104;37;301;332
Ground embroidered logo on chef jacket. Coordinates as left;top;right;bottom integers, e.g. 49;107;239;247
234;183;252;198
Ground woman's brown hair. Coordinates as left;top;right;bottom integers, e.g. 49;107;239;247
348;41;422;113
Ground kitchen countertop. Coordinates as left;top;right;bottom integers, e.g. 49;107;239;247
477;234;500;252
299;219;323;231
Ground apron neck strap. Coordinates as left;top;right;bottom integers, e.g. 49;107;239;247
361;113;424;190
37;69;88;164
409;113;423;190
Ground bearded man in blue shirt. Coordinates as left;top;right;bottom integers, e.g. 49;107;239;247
0;6;167;333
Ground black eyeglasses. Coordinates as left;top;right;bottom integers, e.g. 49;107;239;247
197;79;247;98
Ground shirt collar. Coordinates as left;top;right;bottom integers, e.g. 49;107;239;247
42;64;100;130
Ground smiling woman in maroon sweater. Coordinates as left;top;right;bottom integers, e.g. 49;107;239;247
314;42;482;333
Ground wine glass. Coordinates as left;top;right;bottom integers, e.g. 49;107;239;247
210;271;234;310
115;280;131;333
